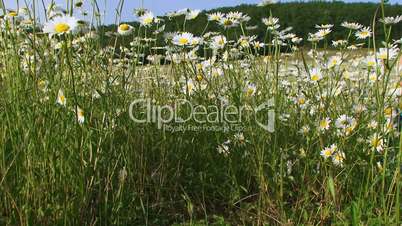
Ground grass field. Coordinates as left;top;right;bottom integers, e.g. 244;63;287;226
0;0;401;225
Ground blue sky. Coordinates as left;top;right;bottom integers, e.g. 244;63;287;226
3;0;401;24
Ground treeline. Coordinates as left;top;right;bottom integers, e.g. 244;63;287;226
101;1;402;48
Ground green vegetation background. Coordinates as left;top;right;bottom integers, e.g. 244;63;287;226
101;1;402;48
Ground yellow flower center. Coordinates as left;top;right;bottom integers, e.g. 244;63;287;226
371;138;380;147
196;64;203;70
360;31;368;37
320;120;328;128
218;39;225;45
196;74;203;81
179;38;189;45
367;61;375;67
378;53;387;60
247;88;255;96
54;23;70;33
334;155;343;161
384;107;392;116
311;74;319;81
59;95;65;103
143;18;153;24
119;24;130;31
298;98;306;105
324;150;332;157
8;12;17;17
223;19;233;26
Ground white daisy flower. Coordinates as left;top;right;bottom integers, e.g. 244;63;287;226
253;41;265;49
5;10;23;21
368;133;384;153
291;37;303;44
341;21;363;30
245;83;257;97
172;32;194;46
355;27;372;40
262;17;279;26
332;151;345;166
208;12;224;22
219;17;238;29
57;89;66;106
76;106;85;124
327;55;342;69
310;67;322;82
319;117;331;131
377;47;399;60
316;28;331;38
210;35;227;50
138;11;154;26
315;24;333;29
335;115;350;130
365;55;377;68
43;15;78;35
117;23;134;36
379;15;402;25
299;125;310;135
321;144;336;159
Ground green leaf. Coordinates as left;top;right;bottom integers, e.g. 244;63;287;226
328;176;336;201
351;201;360;226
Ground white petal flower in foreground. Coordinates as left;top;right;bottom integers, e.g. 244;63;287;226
379;15;402;25
138;12;154;26
327;55;342;69
57;89;66;106
43;16;78;35
341;21;362;30
310;67;322;82
208;12;224;22
320;145;336;159
245;83;257;97
117;23;134;36
219;17;238;29
377;47;399;60
355;27;372;40
210;35;227;50
368;133;384;153
319;117;331;131
5;10;23;21
172;32;194;46
76;106;85;124
332;151;345;166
